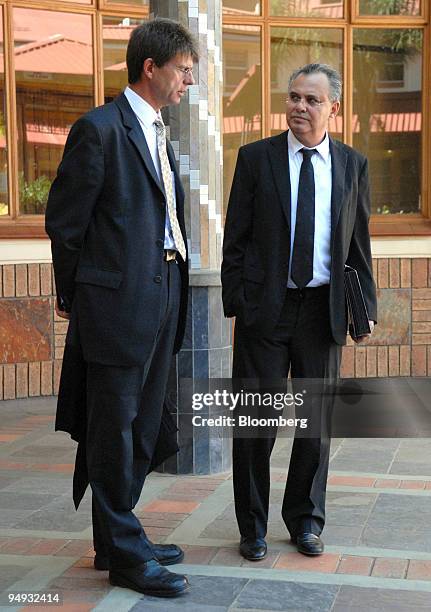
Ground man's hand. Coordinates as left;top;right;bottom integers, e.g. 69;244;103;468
55;301;70;320
353;320;374;344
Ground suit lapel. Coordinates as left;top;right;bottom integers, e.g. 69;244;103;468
268;131;291;230
114;93;165;197
329;137;348;253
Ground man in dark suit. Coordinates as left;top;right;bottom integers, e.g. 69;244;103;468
45;19;198;597
221;63;377;562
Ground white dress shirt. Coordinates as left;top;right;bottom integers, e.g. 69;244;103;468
124;86;177;251
287;129;332;288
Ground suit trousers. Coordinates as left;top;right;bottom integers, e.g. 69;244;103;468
232;285;341;540
85;258;181;569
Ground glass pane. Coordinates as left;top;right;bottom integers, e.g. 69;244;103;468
270;0;343;18
270;28;343;139
353;29;422;214
103;17;146;102
223;0;261;16
223;25;262;214
359;1;420;16
0;8;8;216
13;9;94;215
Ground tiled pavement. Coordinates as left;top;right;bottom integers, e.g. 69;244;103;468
1;398;431;610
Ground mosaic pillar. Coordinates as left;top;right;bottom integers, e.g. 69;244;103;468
151;1;233;474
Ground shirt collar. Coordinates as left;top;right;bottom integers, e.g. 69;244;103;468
124;86;162;129
287;129;330;163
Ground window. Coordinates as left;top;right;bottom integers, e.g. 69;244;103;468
0;1;149;237
222;0;430;232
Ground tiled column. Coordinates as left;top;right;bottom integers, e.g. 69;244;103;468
151;1;232;473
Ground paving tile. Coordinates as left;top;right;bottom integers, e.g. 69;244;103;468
182;545;218;565
371;557;408;579
361;526;431;552
0;508;35;528
374;479;401;488
1;476;71;495
210;547;243;567
28;539;70;555
241;549;281;569
332;586;431;611
325;491;376;528
234;579;338;611
143;500;200;514
54;540;92;557
131;575;247;610
336;555;373;575
0;538;39;554
328;476;376;487
0;565;33;591
399;480;425;490
406;559;431;580
275;552;339;573
366;494;431;530
0;491;59;511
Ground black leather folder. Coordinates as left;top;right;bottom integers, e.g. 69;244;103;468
344;265;371;340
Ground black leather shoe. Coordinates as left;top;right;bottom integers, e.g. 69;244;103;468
151;543;184;566
239;537;267;561
292;533;324;556
109;559;189;597
94;543;184;571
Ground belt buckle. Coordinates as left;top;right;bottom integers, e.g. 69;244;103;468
164;250;176;262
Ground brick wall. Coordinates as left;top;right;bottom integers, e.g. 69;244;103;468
340;258;431;378
0;263;63;400
0;258;430;399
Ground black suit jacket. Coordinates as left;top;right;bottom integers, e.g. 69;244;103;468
46;92;188;366
221;131;377;345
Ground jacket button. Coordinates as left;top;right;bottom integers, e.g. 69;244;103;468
156;238;164;246
154;275;162;283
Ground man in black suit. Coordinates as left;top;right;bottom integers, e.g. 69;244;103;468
221;64;377;561
45;19;198;597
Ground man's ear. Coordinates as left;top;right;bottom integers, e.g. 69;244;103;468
330;100;340;118
142;58;155;80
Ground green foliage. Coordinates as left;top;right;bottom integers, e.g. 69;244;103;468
19;173;51;214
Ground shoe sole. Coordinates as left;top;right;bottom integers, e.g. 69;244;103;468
239;551;268;562
109;575;190;597
297;548;324;556
95;551;185;572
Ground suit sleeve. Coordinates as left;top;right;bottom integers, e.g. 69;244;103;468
221;147;255;317
345;158;377;323
45;117;105;311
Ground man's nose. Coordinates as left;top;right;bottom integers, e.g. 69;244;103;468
186;71;195;85
296;98;307;111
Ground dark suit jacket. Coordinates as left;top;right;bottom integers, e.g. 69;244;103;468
45;93;186;506
46;92;188;366
221;131;377;344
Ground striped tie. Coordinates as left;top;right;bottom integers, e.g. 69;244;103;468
154;119;186;261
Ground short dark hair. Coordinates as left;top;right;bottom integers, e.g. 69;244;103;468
288;63;342;102
127;18;199;84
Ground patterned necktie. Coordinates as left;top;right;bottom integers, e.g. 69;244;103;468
291;148;316;289
154;119;186;261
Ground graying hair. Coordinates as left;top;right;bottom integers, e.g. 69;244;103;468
288;63;342;102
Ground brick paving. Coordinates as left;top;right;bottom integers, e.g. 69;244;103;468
1;398;431;610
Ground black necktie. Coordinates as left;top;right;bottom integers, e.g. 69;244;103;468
291;148;316;289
